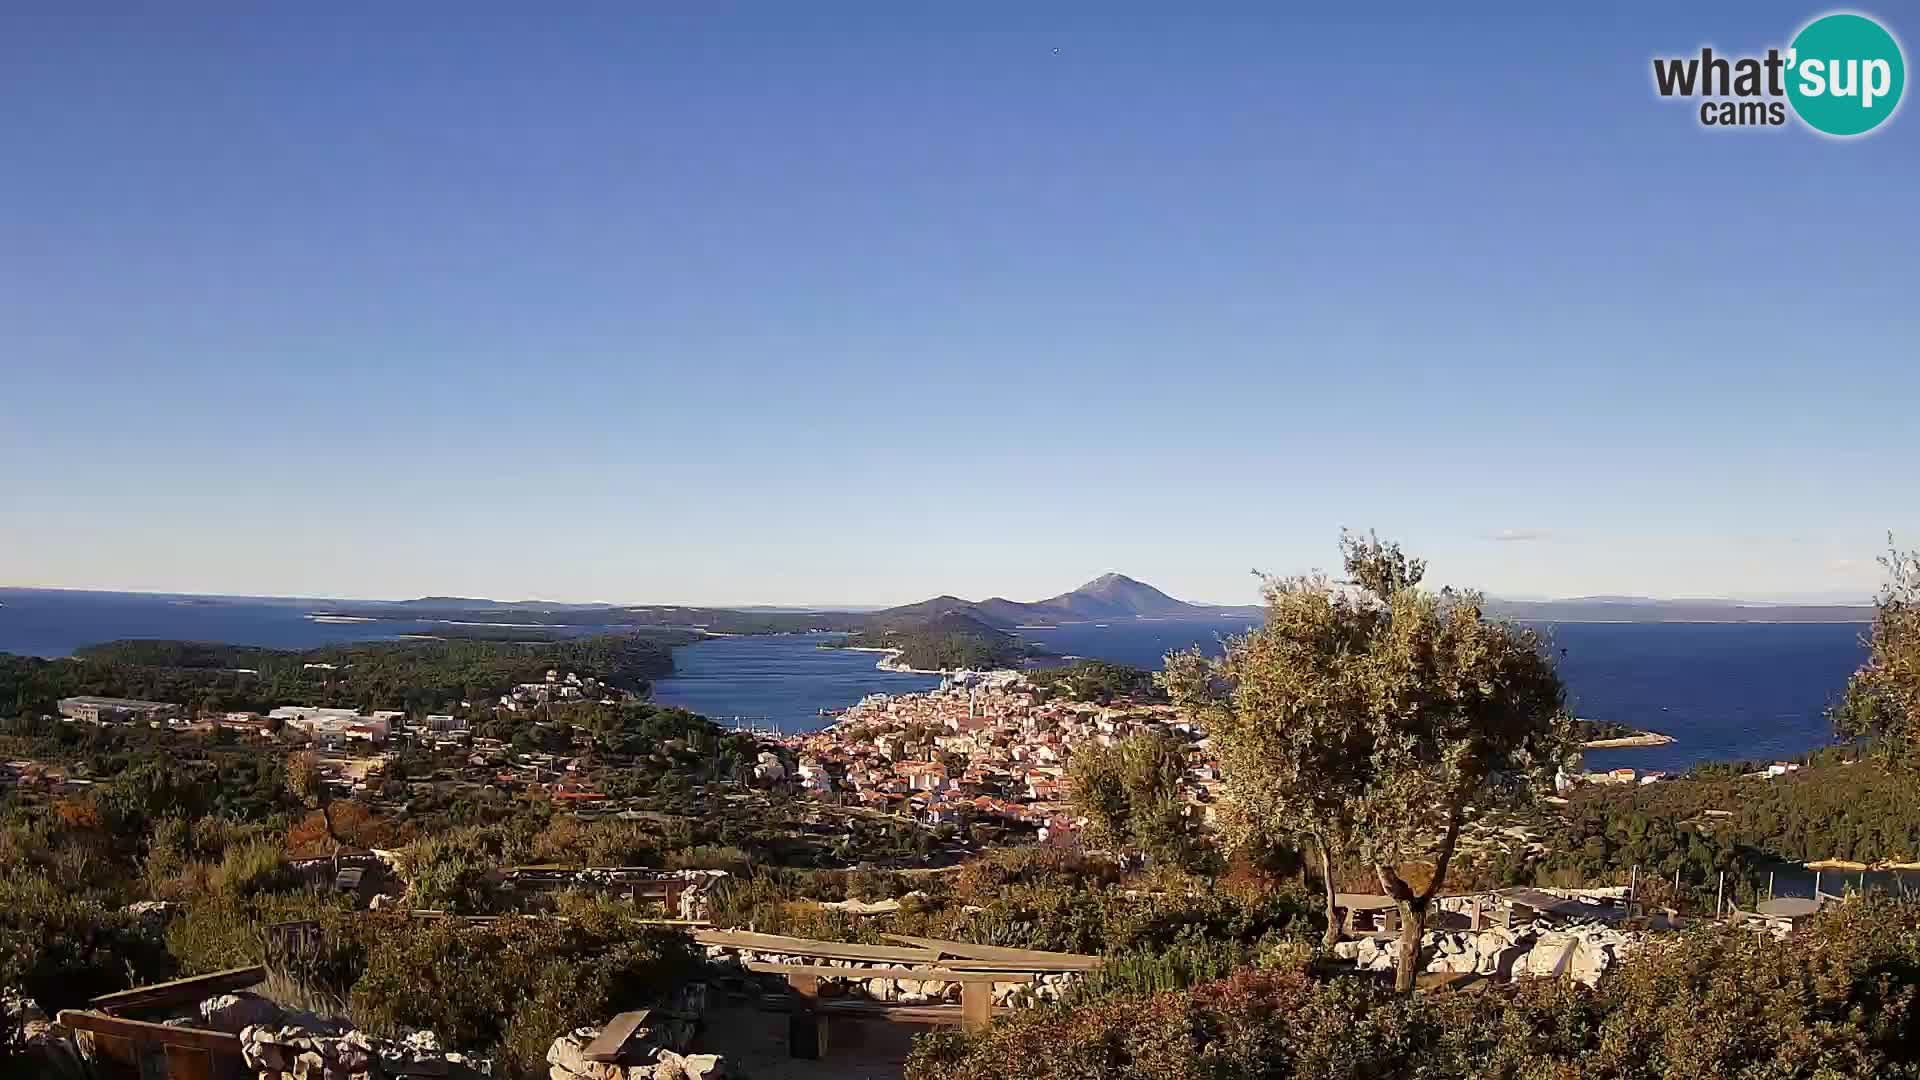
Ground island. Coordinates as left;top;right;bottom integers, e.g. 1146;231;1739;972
1576;717;1676;749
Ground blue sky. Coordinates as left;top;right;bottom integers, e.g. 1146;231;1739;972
2;5;1914;606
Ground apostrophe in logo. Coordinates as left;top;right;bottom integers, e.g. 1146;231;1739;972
1786;13;1904;135
1651;10;1905;137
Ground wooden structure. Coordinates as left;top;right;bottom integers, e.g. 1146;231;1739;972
59;966;265;1080
1335;893;1400;936
1490;887;1625;925
695;929;1099;1059
502;865;693;913
581;1008;657;1064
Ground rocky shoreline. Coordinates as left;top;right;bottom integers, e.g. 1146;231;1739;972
1580;731;1676;749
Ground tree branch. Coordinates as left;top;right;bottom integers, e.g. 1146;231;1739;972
1418;808;1464;903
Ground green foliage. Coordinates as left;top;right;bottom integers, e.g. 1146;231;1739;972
1067;731;1210;871
1062;938;1254;1002
1836;542;1920;767
1027;660;1166;705
835;611;1040;671
213;837;297;897
164;891;351;975
710;851;1319;958
398;827;504;913
349;913;699;1077
0;632;681;719
1165;531;1569;985
910;896;1920;1080
0;868;173;1013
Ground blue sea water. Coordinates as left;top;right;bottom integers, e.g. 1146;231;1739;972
0;590;1870;770
966;617;1868;773
648;636;940;729
0;588;432;655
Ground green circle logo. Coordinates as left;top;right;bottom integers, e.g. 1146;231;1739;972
1787;13;1905;136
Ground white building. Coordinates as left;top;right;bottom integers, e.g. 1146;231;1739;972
269;706;389;746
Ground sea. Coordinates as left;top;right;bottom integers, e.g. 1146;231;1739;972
0;588;1870;772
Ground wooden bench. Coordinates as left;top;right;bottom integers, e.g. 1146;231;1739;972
741;957;1036;1053
700;929;1089;1059
90;966;266;1017
63;966;267;1080
580;1009;655;1064
880;935;1103;970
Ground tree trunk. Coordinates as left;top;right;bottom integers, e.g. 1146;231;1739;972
321;800;344;875
1378;809;1463;994
1315;835;1342;948
1393;897;1428;993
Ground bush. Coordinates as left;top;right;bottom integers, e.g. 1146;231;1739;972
164;891;350;976
911;896;1920;1080
0;869;173;1013
349;912;699;1077
664;844;753;874
399;827;503;913
527;817;660;868
214;837;296;897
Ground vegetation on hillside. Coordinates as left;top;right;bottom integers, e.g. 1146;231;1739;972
909;895;1920;1080
1164;533;1570;984
833;610;1043;671
0;633;687;719
1026;659;1166;704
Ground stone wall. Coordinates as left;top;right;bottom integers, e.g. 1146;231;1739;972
702;945;1080;1007
238;1023;489;1079
1332;922;1643;987
545;984;721;1080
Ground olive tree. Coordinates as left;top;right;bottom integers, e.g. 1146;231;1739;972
1068;729;1201;869
1164;532;1569;990
1835;542;1920;767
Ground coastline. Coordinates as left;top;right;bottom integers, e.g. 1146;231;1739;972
821;643;960;676
875;650;945;676
1581;732;1677;749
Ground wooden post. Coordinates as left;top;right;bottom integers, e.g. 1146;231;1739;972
1716;872;1725;917
960;981;993;1034
786;973;827;1060
1815;870;1822;899
1470;897;1484;931
1768;871;1775;901
1629;865;1638;913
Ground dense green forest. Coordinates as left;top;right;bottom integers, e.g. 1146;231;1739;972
0;632;690;718
1026;659;1168;704
833;610;1044;671
314;598;868;635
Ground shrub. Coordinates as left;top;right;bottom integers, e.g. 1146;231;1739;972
349;912;699;1077
214;837;296;897
164;891;350;976
399;827;503;913
911;896;1920;1080
0;869;173;1014
664;844;753;874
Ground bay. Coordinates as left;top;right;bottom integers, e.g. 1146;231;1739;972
1;589;1872;772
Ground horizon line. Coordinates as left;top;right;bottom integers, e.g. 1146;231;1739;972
0;582;1878;611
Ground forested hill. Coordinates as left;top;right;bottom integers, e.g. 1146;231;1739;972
880;573;1260;628
0;632;692;718
311;599;868;635
832;610;1044;671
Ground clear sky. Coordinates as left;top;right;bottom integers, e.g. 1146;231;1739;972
2;5;1914;607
